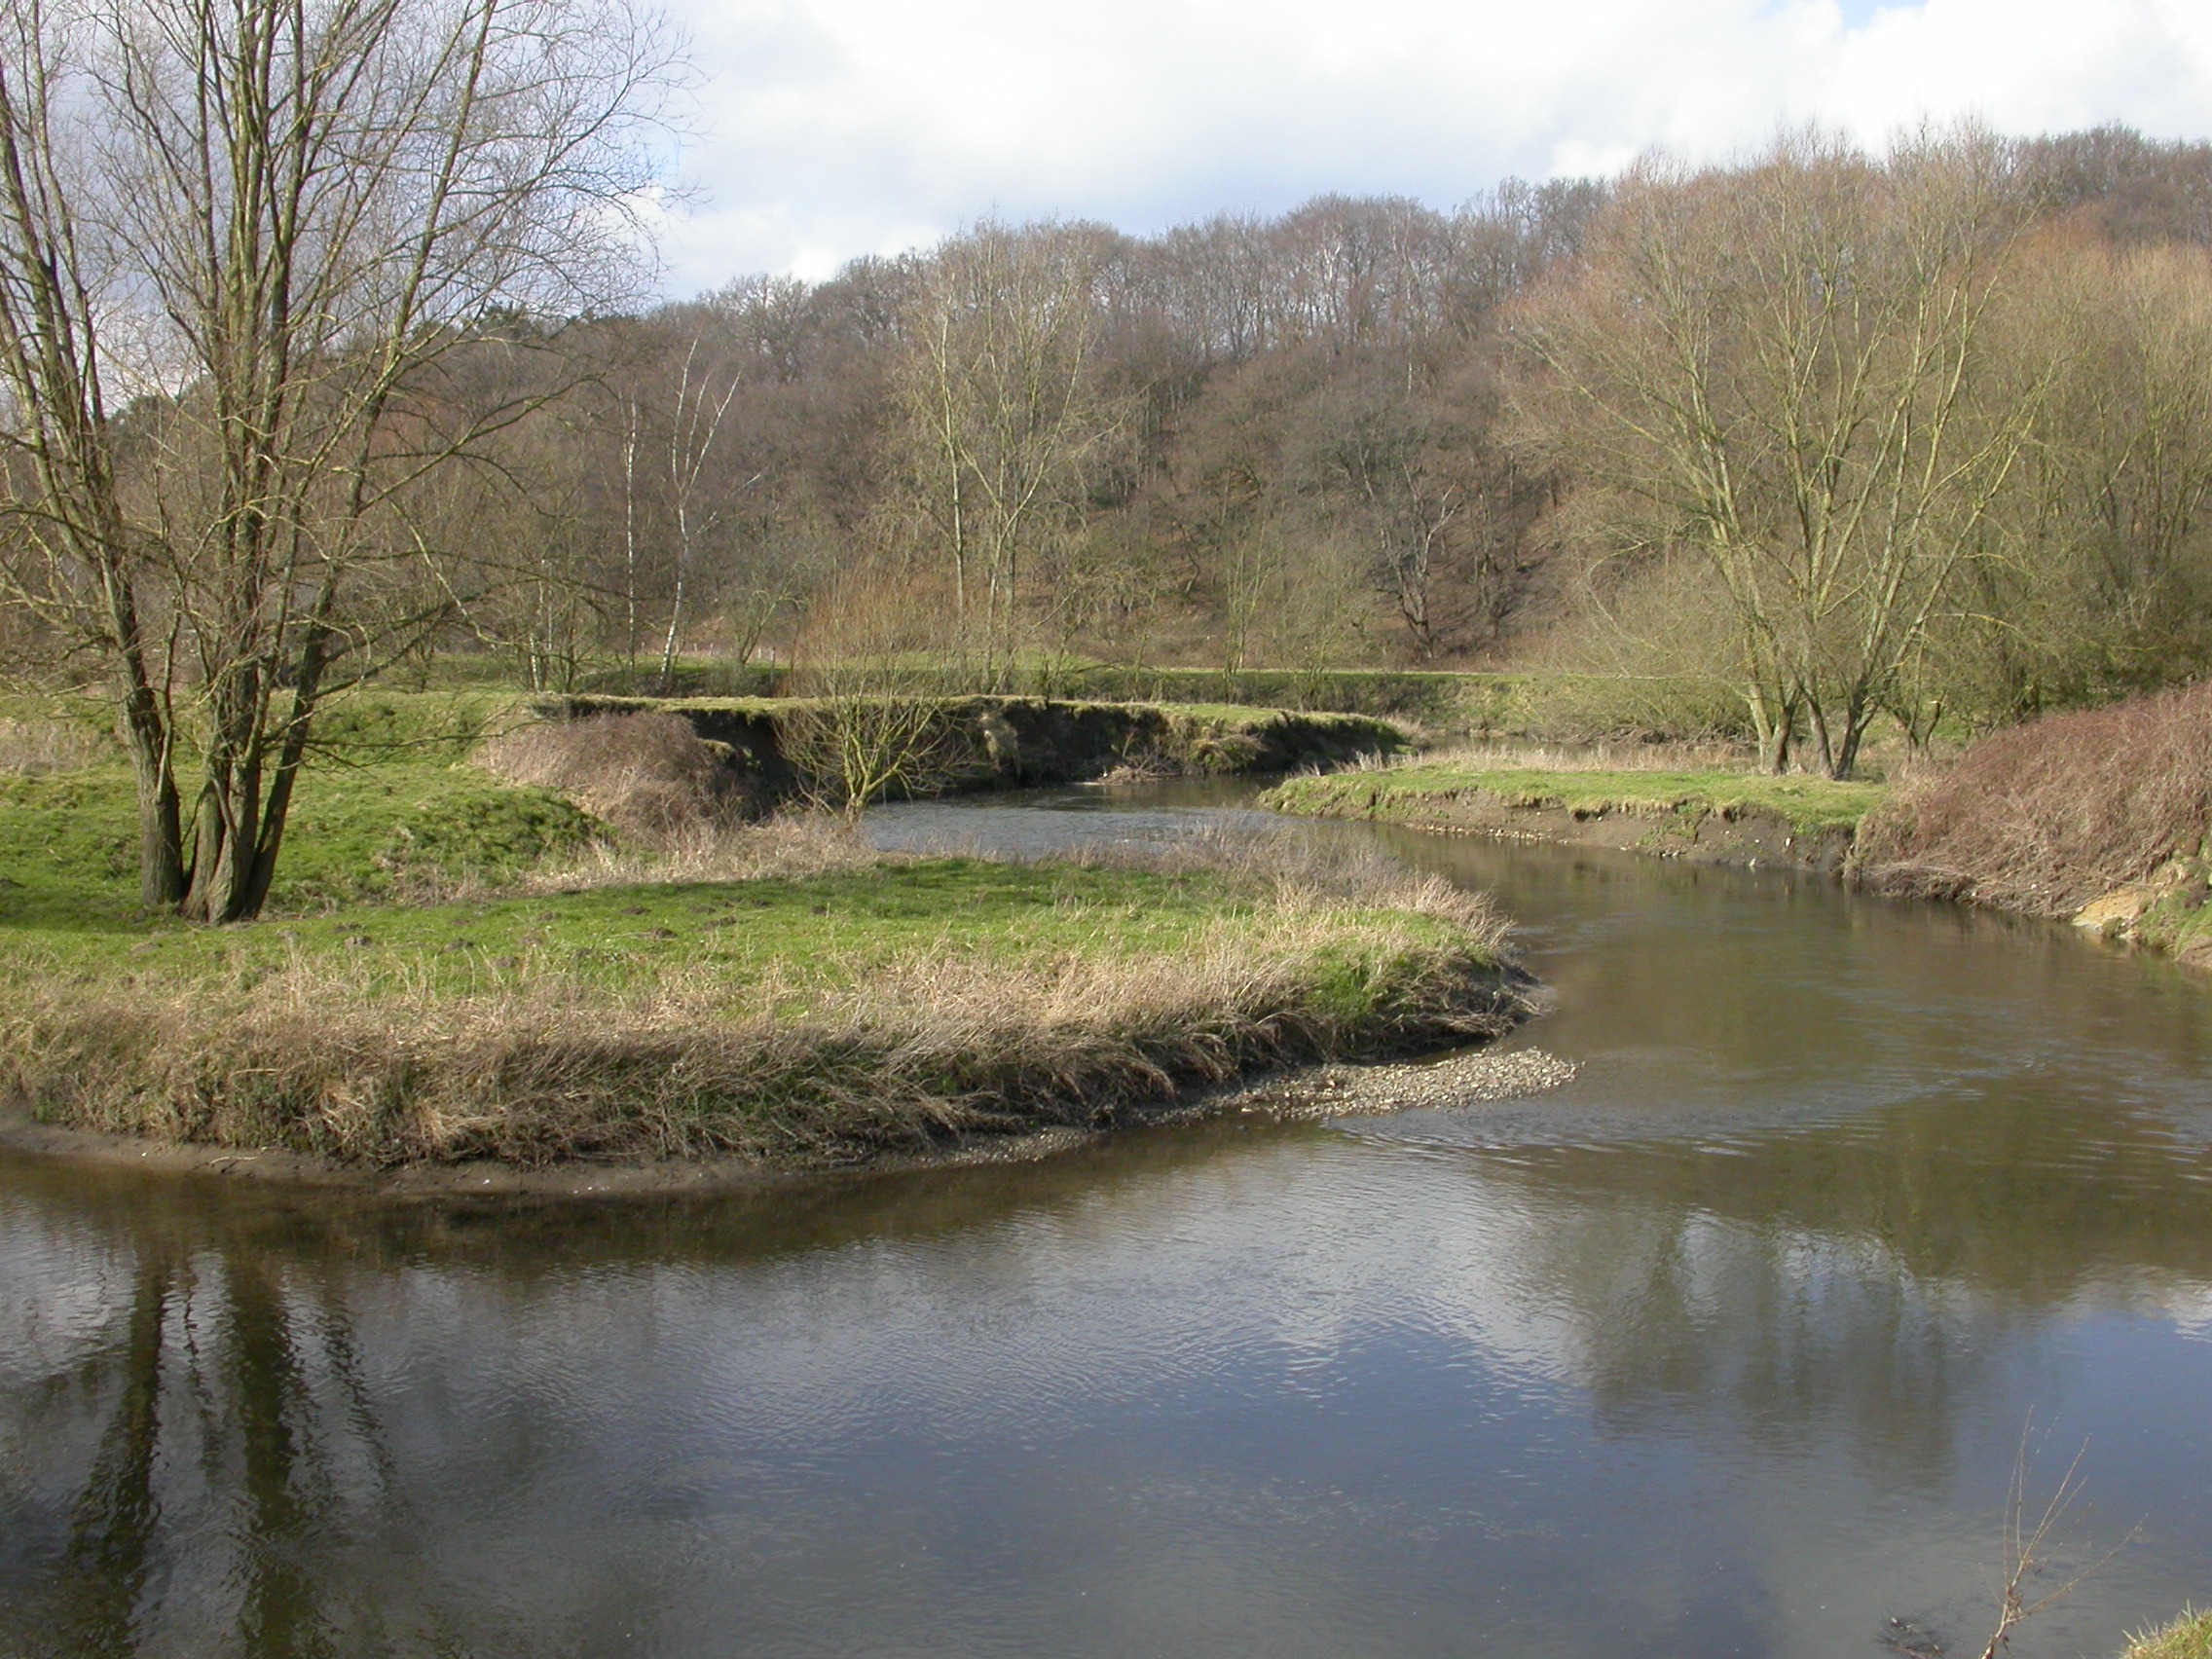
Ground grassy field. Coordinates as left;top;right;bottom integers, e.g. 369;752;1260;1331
1;693;1523;1169
14;853;1427;999
1265;754;1886;838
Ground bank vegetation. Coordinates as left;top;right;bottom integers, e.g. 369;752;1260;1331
10;62;2212;921
1859;682;2212;961
0;703;1527;1167
3;825;1525;1167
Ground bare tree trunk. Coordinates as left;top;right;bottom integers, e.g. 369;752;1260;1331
622;399;642;673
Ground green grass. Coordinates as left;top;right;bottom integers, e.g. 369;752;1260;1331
1266;762;1884;836
2125;1612;2212;1659
0;686;602;925
9;856;1434;1003
0;759;594;925
0;685;1393;935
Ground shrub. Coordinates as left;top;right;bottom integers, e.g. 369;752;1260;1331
1856;683;2212;915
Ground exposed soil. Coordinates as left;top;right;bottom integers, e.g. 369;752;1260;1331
539;695;1406;803
1309;793;1858;874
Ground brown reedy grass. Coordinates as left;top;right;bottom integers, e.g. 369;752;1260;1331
1857;684;2212;915
473;711;759;841
4;830;1524;1168
1345;738;1756;775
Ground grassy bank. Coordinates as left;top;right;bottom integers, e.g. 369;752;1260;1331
1264;747;1884;869
2;701;1526;1169
518;653;1755;741
2125;1612;2212;1658
4;835;1524;1168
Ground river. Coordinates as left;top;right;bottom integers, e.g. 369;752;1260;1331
4;783;2209;1658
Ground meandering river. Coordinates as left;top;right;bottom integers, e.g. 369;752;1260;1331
5;784;2210;1658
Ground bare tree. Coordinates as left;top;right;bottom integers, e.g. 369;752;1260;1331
894;221;1126;687
654;335;751;691
1510;130;2042;776
0;0;678;918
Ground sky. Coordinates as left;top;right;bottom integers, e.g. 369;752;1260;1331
648;0;2212;294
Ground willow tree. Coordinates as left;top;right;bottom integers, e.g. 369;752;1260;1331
1509;132;2043;777
0;0;676;918
894;221;1126;688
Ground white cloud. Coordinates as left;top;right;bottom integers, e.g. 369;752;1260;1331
651;0;2212;294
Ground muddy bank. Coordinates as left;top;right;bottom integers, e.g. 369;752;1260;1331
536;694;1405;809
0;1045;1575;1200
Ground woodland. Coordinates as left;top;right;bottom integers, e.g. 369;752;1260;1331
4;0;2212;918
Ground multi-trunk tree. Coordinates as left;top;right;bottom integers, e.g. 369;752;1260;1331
1509;132;2041;777
0;0;674;917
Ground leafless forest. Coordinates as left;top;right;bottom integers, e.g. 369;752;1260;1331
232;123;2212;774
6;0;2212;925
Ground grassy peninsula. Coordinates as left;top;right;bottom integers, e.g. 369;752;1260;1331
0;695;1524;1170
1265;747;1886;871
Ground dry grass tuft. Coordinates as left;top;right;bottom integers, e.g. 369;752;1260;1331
2123;1611;2212;1659
0;717;109;775
1857;684;2212;915
516;809;889;893
473;713;758;843
1074;822;1509;946
1358;739;1756;775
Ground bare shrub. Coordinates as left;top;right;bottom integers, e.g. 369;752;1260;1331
474;713;756;843
780;560;961;818
1857;683;2212;914
0;718;110;775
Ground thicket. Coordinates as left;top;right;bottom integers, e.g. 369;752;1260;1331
1857;682;2212;916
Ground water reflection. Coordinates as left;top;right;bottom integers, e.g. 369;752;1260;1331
5;798;2211;1658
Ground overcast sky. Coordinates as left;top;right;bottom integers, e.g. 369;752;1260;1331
648;0;2212;294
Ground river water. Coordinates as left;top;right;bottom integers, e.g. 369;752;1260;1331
5;784;2210;1659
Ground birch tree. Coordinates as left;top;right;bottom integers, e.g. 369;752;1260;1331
895;221;1124;687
